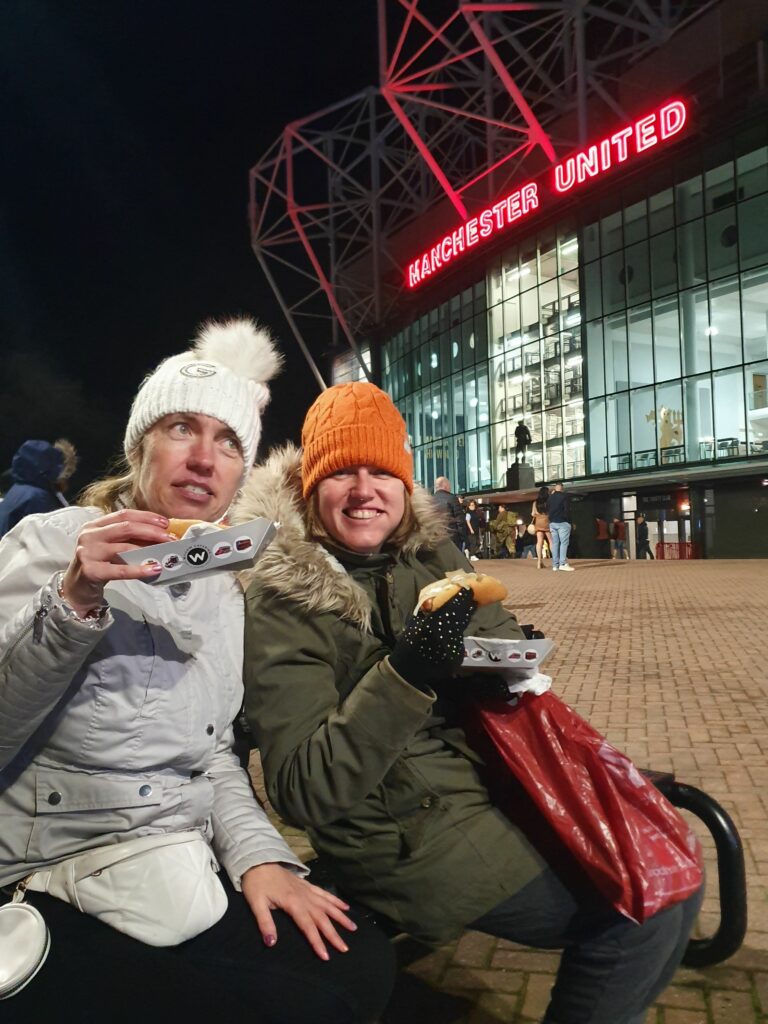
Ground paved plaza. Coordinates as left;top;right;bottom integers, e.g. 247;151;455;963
249;557;768;1023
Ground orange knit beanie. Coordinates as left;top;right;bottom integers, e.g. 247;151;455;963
301;382;414;497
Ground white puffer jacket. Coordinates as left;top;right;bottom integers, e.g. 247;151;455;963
0;505;305;888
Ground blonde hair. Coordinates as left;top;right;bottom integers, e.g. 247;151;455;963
306;486;416;553
78;447;142;513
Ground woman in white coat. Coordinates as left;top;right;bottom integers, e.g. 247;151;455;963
0;320;393;1024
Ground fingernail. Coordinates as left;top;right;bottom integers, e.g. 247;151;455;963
348;922;358;931
156;516;168;526
141;560;162;574
264;934;276;947
321;951;330;961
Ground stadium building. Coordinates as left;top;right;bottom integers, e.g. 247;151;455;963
250;0;768;557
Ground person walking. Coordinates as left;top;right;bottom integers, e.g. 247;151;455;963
236;380;703;1024
433;476;461;549
455;493;469;556
636;513;655;559
465;499;482;561
547;481;573;572
612;518;628;560
490;503;517;558
595;516;611;559
530;486;552;569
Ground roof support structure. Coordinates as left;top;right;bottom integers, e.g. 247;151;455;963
249;0;714;385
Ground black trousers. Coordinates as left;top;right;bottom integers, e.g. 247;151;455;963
636;541;655;559
6;877;395;1024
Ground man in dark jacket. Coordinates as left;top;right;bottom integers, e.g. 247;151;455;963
0;440;71;538
547;481;573;572
433;476;462;548
636;514;655;559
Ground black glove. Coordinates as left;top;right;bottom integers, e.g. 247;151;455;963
389;586;475;687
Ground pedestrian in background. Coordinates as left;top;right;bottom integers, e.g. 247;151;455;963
465;498;481;561
530;486;552;569
612;517;628;560
0;438;77;539
490;503;517;558
636;514;655;559
456;493;469;556
519;521;537;559
547;481;574;572
595;516;611;559
433;476;461;550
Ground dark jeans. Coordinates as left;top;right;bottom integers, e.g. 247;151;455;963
6;876;395;1024
637;541;655;559
471;867;703;1024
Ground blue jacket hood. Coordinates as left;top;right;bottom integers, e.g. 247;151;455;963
11;441;64;488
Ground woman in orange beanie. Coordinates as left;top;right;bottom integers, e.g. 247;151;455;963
235;380;701;1024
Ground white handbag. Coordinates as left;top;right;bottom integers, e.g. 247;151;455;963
0;880;51;999
26;831;227;947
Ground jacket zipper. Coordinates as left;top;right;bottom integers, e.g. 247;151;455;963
0;594;53;672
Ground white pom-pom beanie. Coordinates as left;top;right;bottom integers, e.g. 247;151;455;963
124;318;282;483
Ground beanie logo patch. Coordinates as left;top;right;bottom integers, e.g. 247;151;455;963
180;362;217;378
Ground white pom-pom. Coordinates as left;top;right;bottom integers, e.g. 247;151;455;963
193;318;283;384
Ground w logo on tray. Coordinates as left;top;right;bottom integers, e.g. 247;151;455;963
185;546;210;567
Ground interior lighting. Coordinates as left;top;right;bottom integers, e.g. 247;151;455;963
560;239;579;256
564;313;582;327
431;410;439;419
704;325;719;337
469;397;479;408
430;353;438;368
762;479;768;487
506;266;531;282
566;355;583;367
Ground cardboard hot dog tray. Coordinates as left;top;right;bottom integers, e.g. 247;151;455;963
117;517;278;585
461;635;555;675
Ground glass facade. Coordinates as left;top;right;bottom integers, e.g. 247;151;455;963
335;118;768;494
583;121;768;477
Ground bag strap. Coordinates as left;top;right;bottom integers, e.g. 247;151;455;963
27;831;208;891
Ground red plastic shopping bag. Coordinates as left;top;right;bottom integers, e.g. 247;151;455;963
469;691;703;923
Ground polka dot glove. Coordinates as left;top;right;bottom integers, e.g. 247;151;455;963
389;586;475;687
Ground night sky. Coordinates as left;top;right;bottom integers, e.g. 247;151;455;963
0;1;378;488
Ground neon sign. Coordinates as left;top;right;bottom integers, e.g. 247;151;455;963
405;98;688;289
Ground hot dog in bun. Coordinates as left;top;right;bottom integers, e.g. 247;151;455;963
416;570;507;614
167;518;222;540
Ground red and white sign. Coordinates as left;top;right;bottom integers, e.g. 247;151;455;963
405;99;688;289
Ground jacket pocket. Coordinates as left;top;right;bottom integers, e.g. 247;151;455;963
27;767;163;862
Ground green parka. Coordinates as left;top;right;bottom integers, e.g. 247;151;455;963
235;446;545;944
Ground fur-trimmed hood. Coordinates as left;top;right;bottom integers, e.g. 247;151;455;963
232;444;448;631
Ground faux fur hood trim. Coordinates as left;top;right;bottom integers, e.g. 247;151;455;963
232;444;448;630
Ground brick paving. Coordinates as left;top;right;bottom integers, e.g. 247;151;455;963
249;558;768;1023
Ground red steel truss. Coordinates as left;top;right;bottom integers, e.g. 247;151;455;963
249;0;715;386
